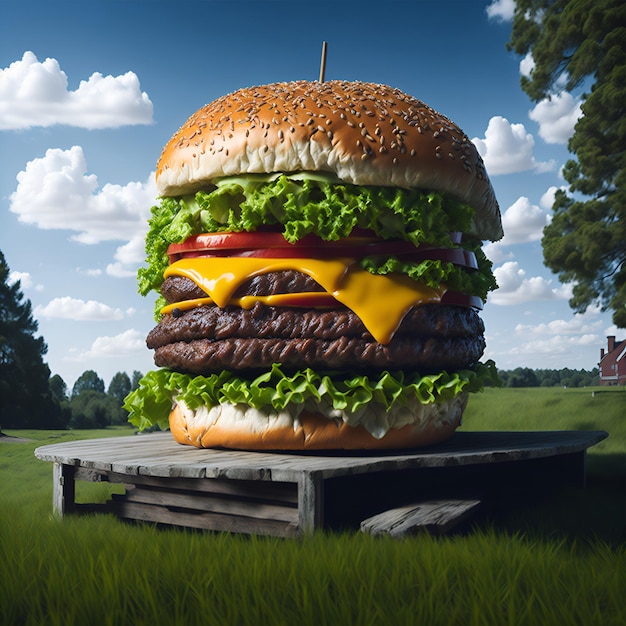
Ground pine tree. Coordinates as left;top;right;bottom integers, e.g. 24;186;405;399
107;371;132;424
71;370;105;398
506;0;626;327
0;250;59;428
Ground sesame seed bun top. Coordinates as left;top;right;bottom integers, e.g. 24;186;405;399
156;80;503;241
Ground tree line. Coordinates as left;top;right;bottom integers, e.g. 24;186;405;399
496;367;599;389
0;248;147;430
50;369;144;430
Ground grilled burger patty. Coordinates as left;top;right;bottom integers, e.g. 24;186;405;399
149;273;485;375
161;272;326;303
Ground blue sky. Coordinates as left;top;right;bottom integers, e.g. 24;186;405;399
1;0;618;390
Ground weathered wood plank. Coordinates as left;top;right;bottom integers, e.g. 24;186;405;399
74;467;108;483
52;463;75;517
360;499;482;537
35;430;609;482
34;430;608;535
106;471;298;504
298;472;324;533
111;499;299;537
121;486;299;523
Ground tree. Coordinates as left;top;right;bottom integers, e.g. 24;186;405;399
131;370;143;391
49;374;68;404
507;367;540;388
71;370;105;399
506;0;626;327
107;371;132;425
70;390;116;429
49;374;71;427
0;250;59;428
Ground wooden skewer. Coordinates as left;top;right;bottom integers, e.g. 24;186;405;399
319;41;328;83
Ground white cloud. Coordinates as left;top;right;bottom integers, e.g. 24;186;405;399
486;0;515;21
520;52;535;78
540;185;568;210
77;267;104;277
8;270;33;289
79;329;146;360
482;196;551;262
7;270;44;291
0;51;153;130
515;315;603;337
9;146;155;274
35;296;124;321
529;92;582;144
106;235;146;277
505;333;600;361
472;116;555;175
500;196;550;245
490;261;571;305
482;241;513;265
508;312;602;362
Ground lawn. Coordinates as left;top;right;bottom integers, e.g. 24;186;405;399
1;387;624;625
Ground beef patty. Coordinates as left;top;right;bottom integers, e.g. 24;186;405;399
148;272;485;375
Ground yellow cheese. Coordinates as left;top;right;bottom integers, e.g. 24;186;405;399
161;292;335;314
163;257;444;344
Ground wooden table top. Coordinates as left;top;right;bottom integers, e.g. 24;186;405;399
34;430;608;483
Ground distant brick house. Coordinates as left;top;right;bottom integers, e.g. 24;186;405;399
599;336;626;386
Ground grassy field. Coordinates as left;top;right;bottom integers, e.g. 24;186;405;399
1;387;624;625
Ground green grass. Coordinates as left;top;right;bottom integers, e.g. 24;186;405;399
1;389;624;626
462;386;626;448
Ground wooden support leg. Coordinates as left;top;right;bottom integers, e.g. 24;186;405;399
52;463;75;517
298;472;324;534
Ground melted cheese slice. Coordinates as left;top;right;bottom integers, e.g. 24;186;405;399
163;257;444;344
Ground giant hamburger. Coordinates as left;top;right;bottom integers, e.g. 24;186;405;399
124;80;502;450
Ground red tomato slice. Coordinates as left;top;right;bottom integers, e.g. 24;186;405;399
167;231;381;258
167;231;476;268
441;291;483;310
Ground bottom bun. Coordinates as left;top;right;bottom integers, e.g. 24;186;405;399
168;394;467;451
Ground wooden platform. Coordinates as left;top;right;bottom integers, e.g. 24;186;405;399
34;430;607;537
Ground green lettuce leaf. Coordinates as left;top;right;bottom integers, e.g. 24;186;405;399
361;243;497;301
137;174;476;301
124;361;501;431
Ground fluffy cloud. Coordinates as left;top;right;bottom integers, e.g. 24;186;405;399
10;145;155;242
507;314;602;360
106;235;147;277
483;196;551;262
79;329;146;360
519;52;535;78
515;315;602;337
9;145;155;275
529;92;582;144
489;261;571;305
8;270;33;289
540;185;568;210
505;332;600;362
486;0;515;21
35;296;124;321
500;196;550;245
0;51;153;130
8;270;44;292
472;116;555;175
